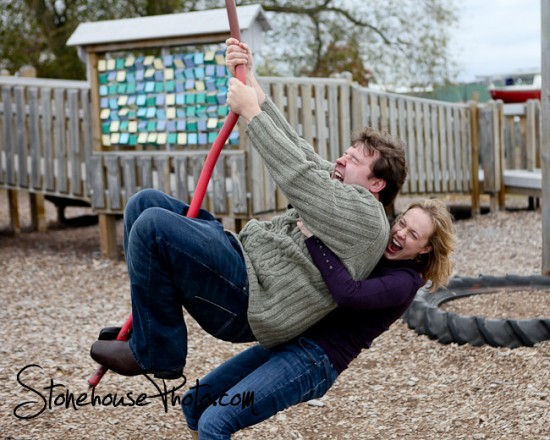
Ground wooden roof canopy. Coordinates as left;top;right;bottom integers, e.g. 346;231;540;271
67;4;271;55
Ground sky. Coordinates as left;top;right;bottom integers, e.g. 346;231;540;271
451;0;541;82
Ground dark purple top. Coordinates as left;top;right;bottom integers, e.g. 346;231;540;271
303;236;424;373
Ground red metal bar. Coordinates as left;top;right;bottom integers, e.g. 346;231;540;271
88;0;245;387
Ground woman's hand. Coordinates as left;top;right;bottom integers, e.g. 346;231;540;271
297;219;313;238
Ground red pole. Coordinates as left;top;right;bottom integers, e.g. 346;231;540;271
88;0;245;387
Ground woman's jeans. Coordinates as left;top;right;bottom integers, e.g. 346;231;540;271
182;338;338;439
124;189;255;375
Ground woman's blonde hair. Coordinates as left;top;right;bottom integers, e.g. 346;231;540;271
395;199;456;291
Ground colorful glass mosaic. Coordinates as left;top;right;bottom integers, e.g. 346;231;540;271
97;49;239;149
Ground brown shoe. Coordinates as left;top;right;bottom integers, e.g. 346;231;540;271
90;340;183;379
90;340;145;376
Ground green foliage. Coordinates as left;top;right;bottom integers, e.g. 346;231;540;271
0;0;459;88
306;37;373;86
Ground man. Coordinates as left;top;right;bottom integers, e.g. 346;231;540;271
90;39;407;379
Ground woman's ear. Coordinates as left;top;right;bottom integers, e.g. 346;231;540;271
419;245;433;255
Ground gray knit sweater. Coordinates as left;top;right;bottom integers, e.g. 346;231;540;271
234;98;389;347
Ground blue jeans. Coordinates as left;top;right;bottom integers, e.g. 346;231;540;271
182;337;339;439
124;189;255;375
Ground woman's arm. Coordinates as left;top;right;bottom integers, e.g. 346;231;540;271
304;236;420;309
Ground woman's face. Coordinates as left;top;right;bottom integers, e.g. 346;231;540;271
383;207;434;261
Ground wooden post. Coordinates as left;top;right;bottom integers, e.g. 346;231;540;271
20;65;47;232
541;0;550;275
0;70;21;233
496;100;506;209
469;100;480;216
99;214;118;259
7;190;20;233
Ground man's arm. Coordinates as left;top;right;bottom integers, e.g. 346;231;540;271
225;39;332;172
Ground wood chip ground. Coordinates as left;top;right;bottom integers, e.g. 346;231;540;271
1;192;548;439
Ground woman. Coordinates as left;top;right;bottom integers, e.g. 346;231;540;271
182;199;455;439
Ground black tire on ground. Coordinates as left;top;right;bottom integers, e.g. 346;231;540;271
403;275;550;348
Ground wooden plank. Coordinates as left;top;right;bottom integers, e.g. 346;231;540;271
122;156;137;203
88;52;102;152
469;101;481;215
396;97;408;193
81;89;93;196
327;85;339;162
300;84;313;144
0;90;4;185
28;87;42;190
542;0;550;274
138;156;154;189
479;104;498;193
379;94;389;133
54;88;68;193
445;106;456;191
460;107;471;192
154;155;171;194
68;90;82;196
41;88;55;191
271;82;285;113
503;168;542;189
405;99;417;193
99;214;118;259
350;85;363;132
314;84;327;159
360;89;370;129
174;156;189;202
369;93;379;130
422;101;433;193
414;100;426;193
287;82;299;133
525;99;538;171
494;101;505;206
438;105;449;192
29;193;47;232
388;96;398;138
212;158;227;214
229;154;247;214
339;84;351;154
431;103;441;193
88;155;105;209
15;86;28;188
105;155;122;210
8;189;20;233
453;106;463;191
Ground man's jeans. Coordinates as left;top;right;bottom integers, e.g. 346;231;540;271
124;189;255;374
181;337;338;439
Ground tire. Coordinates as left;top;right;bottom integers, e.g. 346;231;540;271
403;274;550;348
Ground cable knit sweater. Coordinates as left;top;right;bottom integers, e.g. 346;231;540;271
233;97;390;347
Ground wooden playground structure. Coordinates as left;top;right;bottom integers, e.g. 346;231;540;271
0;3;547;271
0;73;542;253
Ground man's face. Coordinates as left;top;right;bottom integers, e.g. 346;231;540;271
332;146;381;191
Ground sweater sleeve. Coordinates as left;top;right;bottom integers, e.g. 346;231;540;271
259;98;333;173
305;236;420;309
246;108;389;277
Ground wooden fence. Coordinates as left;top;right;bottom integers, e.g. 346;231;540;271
253;77;478;213
1;74;522;257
